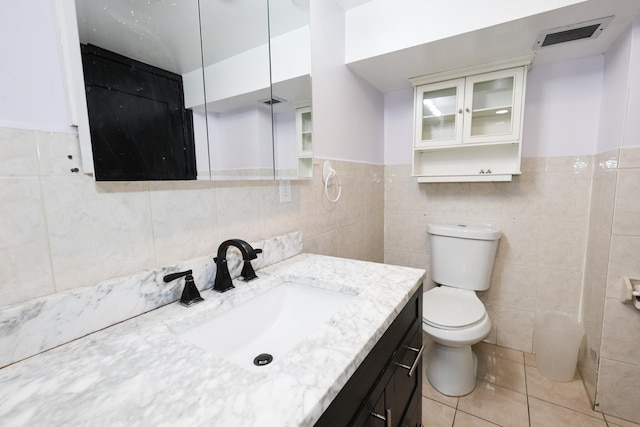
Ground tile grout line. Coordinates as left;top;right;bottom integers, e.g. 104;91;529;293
524;357;532;427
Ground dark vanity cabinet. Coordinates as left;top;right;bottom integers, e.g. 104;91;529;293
315;285;423;427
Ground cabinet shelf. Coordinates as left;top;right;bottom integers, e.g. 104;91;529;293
413;142;521;182
422;112;457;120
416;140;518;151
296;106;313;179
472;106;511;116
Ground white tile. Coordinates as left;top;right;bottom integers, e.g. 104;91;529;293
526;365;600;418
600;298;640;365
535;268;582;318
0;127;39;176
148;181;219;266
458;380;529;427
503;171;545;219
529;396;606;427
496;307;534;353
596;359;640;424
542;171;591;220
607;235;640;298
41;176;155;291
499;263;537;312
34;131;81;176
612;169;640;236
498;218;541;265
0;177;54;307
539;218;588;273
619;147;640;169
422;396;456;427
215;181;266;242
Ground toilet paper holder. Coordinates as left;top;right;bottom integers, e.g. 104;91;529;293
620;277;640;310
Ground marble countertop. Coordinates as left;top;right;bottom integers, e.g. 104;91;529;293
0;254;425;426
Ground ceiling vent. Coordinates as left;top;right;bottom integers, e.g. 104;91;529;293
258;96;286;105
533;16;614;50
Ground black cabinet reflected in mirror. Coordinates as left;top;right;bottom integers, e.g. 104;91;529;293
81;44;197;180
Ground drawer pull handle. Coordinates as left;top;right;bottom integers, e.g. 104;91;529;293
396;345;424;377
371;408;392;427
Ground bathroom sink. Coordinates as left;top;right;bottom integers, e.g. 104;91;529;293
179;281;355;371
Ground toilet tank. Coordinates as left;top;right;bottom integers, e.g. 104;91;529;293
427;224;501;291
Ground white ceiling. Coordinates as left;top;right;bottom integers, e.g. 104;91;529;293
346;0;640;93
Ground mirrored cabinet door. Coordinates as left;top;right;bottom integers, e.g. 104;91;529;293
269;0;313;180
199;0;274;180
73;0;210;180
59;0;312;181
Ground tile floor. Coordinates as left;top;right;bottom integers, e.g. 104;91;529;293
421;341;640;427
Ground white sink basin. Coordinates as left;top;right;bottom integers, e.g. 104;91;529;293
180;281;355;371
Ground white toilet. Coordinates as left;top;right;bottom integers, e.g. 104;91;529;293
423;223;501;396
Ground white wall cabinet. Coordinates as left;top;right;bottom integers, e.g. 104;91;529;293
411;57;532;182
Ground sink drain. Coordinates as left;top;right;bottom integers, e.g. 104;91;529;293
253;353;273;366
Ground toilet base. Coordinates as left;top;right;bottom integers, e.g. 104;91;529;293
426;343;478;396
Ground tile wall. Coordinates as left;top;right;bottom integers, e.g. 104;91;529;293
385;156;594;353
0;127;384;309
582;147;640;423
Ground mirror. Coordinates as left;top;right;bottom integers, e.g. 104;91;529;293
74;0;211;180
197;0;312;180
68;0;311;181
269;0;313;179
198;0;273;180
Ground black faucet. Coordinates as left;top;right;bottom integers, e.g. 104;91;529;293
213;239;262;293
163;270;204;307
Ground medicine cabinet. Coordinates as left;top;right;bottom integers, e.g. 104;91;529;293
56;0;312;181
410;56;533;183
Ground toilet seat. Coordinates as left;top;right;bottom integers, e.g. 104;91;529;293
423;287;486;330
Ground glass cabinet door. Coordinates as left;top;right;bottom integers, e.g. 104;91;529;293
463;68;524;144
414;78;465;147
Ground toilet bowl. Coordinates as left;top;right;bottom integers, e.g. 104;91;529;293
422;224;501;397
423;287;491;347
423;286;491;396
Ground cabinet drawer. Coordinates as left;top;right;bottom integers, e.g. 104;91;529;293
392;328;422;427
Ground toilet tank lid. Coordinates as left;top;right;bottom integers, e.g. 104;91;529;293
427;224;501;240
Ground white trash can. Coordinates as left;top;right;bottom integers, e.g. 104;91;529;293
534;313;584;382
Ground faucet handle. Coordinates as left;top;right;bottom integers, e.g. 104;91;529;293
163;270;204;307
241;248;262;281
241;261;257;281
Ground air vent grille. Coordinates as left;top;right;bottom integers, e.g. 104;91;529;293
258;96;286;105
534;16;614;50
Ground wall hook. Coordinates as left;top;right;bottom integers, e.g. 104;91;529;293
322;160;342;203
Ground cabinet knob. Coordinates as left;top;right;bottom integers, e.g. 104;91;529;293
465;107;470;113
458;108;463;114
